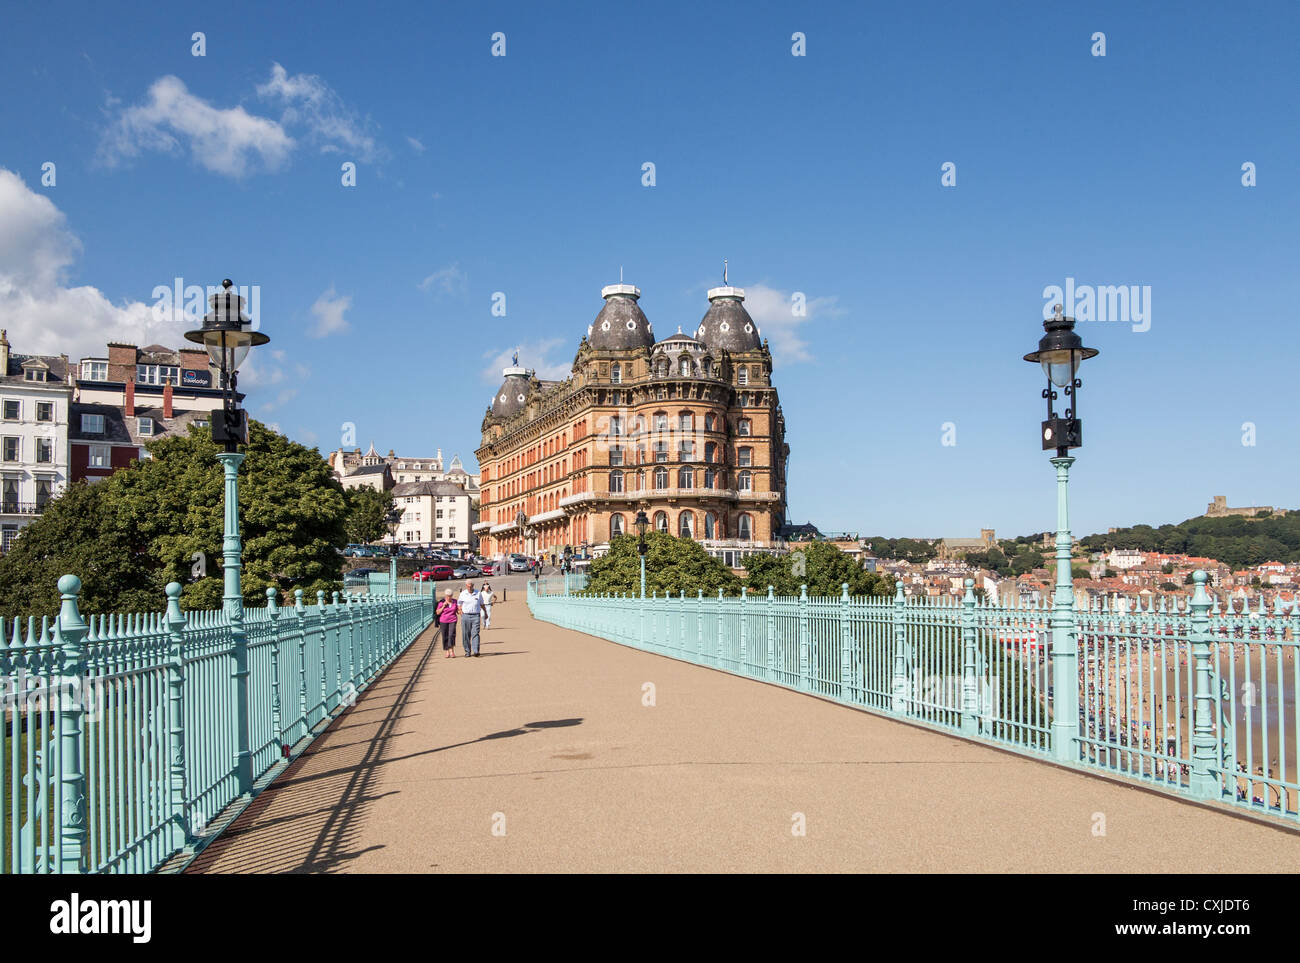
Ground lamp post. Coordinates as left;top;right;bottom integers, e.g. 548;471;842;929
184;279;269;798
384;504;402;596
515;509;527;559
1024;303;1098;763
635;509;650;598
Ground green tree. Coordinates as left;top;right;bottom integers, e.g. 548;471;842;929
743;541;894;598
344;486;395;544
585;532;742;596
0;420;348;616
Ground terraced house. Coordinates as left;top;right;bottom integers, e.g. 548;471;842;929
475;277;789;565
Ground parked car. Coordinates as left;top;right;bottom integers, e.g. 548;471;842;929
413;565;455;582
343;544;368;557
508;555;531;573
348;567;377;579
453;564;482;578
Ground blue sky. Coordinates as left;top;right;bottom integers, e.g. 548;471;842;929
1;0;1297;539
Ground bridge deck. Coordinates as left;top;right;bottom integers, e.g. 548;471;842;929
187;592;1300;873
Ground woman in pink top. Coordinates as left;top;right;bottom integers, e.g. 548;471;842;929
436;588;459;658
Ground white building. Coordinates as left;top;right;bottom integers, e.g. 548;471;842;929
1107;549;1146;570
0;332;72;552
391;480;478;554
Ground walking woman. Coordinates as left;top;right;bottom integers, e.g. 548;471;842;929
481;581;495;629
436;588;459;658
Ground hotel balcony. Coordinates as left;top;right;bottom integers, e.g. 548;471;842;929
0;502;47;516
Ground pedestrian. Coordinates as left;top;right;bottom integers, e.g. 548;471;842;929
458;580;486;657
436;589;458;658
481;581;495;629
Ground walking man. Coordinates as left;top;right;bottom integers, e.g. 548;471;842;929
458;580;486;657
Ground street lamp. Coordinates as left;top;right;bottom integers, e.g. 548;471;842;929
634;509;650;598
184;278;268;797
384;503;403;595
1024;303;1098;763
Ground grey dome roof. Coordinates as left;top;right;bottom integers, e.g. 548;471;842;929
491;366;532;418
695;285;761;352
588;283;654;350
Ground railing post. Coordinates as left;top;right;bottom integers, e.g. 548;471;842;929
164;583;191;855
316;591;329;718
961;578;978;735
331;591;343;710
346;594;359;693
55;575;88;874
294;589;308;740
798;584;809;692
739;587;748;672
839;582;852;702
1188;571;1221;799
266;588;283;756
766;585;776;681
891;581;910;714
680;589;687;653
697;589;704;660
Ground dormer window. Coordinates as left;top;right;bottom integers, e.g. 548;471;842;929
138;417;154;436
679;357;691;376
81;413;105;434
737;367;748;386
23;364;47;382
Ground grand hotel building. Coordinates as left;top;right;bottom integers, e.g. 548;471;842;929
474;278;789;566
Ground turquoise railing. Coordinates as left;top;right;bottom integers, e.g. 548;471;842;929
1;575;435;874
528;572;1298;824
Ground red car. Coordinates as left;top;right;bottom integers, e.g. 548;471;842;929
413;565;454;581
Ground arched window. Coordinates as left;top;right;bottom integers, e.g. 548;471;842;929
679;412;693;432
678;511;694;538
679;357;691;376
609;470;624;493
611;362;622;384
610;513;624;537
657;359;670;378
704;442;716;463
654;466;668;489
703;468;716;489
737;418;751;436
704;413;715;432
654;511;669;533
678;467;694;489
737;470;752;491
738;514;752;540
704;512;716;538
737;446;752;467
653;412;668;432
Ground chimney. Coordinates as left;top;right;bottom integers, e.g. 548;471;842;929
163;381;173;419
124;379;135;417
0;330;8;376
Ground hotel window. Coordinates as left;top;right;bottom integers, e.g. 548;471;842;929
737;470;753;492
704;513;717;538
1;401;17;420
436;528;444;539
737;419;751;436
36;438;53;464
88;445;110;468
436;509;444;518
737;367;748;386
36;479;53;511
654;511;668;533
137;364;180;386
653;413;668;432
81;413;105;434
678;512;694;538
704;413;715;432
81;360;109;381
36;403;53;422
611;363;622;384
737;447;752;467
678;467;694;489
608;415;623;436
679;413;693;432
609;470;624;493
0;524;16;550
679;357;691;376
657;387;667;400
704;468;716;489
610;514;624;537
2;438;18;462
2;480;17;513
654;441;668;463
704;442;716;464
654;466;668;490
138;417;154;436
24;368;46;382
448;529;456;539
194;418;209;429
610;447;624;466
738;514;753;540
679;439;694;460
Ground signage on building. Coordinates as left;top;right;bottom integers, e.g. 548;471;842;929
181;369;212;388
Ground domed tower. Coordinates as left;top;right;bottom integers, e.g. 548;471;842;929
695;284;761;352
490;363;532;419
588;283;654;350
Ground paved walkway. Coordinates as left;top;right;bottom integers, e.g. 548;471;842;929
188;593;1300;873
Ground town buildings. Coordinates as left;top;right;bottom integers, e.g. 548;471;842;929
327;444;480;493
474;277;790;564
0;332;72;551
391;480;477;554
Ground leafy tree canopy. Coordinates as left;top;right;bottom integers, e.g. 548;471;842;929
0;421;347;616
863;536;936;563
344;486;395;544
1078;512;1300;570
743;541;894;598
585;532;742;597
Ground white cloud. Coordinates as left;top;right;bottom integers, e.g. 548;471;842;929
742;283;842;363
257;63;381;162
406;136;426;153
99;75;294;177
418;263;467;296
0;168;189;360
309;286;351;338
481;338;571;384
